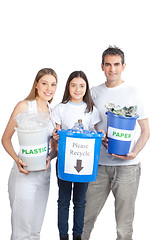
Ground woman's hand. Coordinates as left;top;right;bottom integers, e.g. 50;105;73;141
41;156;51;172
16;158;29;174
46;156;51;170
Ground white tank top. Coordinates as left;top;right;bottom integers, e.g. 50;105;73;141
27;100;51;114
27;100;38;114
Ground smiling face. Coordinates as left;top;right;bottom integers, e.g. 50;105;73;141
69;77;87;103
101;55;126;87
36;74;57;102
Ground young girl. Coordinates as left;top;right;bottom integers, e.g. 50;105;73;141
52;71;101;240
2;68;58;240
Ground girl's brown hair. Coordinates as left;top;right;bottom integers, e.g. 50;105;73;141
62;70;94;113
25;68;58;103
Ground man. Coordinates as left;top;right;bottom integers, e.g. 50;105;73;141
82;46;150;240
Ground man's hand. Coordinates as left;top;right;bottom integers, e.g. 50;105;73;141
111;151;137;160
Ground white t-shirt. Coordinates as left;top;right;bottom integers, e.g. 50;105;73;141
91;81;148;166
52;101;101;130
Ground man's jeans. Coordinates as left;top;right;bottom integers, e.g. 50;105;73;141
82;164;141;240
58;178;88;237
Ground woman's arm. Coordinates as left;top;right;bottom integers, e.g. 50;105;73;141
1;101;29;174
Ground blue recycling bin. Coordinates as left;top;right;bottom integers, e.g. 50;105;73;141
57;130;103;182
106;112;139;155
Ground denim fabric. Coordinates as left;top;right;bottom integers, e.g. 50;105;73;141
57;178;88;238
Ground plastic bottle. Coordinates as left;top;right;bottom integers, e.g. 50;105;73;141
72;122;80;131
78;119;84;132
71;119;85;133
89;125;97;134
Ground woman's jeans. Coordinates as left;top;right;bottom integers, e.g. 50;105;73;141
57;178;88;237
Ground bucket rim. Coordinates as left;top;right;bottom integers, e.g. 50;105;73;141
15;126;49;133
57;129;104;138
105;111;139;120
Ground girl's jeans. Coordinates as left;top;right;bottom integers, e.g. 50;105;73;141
57;178;88;237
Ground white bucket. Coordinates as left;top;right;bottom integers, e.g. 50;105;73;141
16;127;49;171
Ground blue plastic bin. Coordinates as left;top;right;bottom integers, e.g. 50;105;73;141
57;130;103;182
106;112;138;155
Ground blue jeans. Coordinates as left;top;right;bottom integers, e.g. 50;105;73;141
57;178;88;238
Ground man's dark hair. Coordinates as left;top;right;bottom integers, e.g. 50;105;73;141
102;46;125;65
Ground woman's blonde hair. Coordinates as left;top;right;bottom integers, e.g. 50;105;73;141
25;68;58;103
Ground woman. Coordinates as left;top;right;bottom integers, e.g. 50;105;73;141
1;68;58;240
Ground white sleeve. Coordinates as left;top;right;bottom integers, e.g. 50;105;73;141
51;104;62;125
90;87;97;102
90;106;101;126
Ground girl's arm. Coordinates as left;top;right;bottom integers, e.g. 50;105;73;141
45;123;61;168
1;101;29;174
52;123;61;141
94;125;106;139
45;138;58;168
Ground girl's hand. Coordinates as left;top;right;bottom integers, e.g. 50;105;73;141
99;130;106;140
101;132;108;150
16;158;29;174
52;128;60;142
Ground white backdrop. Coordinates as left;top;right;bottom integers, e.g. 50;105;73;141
0;0;159;239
